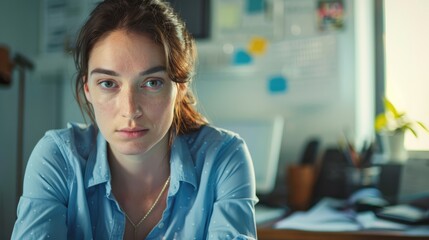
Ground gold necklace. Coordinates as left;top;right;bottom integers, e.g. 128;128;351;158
123;176;170;239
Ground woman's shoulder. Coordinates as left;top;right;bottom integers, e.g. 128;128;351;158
182;124;246;153
190;124;243;143
44;122;94;142
42;122;97;158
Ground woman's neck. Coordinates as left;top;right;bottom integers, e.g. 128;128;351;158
107;138;170;192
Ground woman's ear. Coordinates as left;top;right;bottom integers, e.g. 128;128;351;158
83;76;92;103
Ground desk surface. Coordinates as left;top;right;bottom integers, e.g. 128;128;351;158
257;228;429;240
256;197;429;240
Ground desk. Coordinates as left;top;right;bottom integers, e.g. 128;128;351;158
257;228;429;240
256;197;429;240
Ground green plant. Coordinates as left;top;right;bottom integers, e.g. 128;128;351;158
375;98;429;137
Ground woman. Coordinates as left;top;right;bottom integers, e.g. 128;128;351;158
12;0;258;239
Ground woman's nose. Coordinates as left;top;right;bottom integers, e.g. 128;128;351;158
121;89;142;119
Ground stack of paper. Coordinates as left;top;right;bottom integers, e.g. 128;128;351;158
275;198;411;232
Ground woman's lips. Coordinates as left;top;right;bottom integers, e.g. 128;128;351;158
116;128;148;138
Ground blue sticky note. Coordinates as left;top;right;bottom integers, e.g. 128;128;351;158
247;0;264;13
268;75;288;94
233;49;252;65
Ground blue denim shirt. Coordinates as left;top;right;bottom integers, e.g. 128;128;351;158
12;123;258;239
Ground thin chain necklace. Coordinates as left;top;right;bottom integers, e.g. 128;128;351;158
123;176;170;239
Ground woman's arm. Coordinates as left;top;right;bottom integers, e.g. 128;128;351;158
207;137;258;239
11;134;70;239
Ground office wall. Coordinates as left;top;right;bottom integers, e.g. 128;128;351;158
195;0;374;193
0;0;61;238
54;0;374;195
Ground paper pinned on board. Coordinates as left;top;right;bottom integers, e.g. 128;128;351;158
268;75;288;94
246;0;265;14
233;49;253;65
248;37;268;56
216;1;242;30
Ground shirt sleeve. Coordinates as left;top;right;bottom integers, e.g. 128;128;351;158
11;134;70;240
207;136;259;240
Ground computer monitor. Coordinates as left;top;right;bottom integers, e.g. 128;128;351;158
215;117;284;195
165;0;210;39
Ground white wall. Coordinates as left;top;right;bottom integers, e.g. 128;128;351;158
195;0;374;194
55;0;375;196
0;0;61;238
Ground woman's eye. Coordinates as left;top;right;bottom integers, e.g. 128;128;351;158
143;79;164;90
98;80;117;89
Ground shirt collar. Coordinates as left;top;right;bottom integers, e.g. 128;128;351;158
169;135;198;194
85;133;111;189
83;132;198;192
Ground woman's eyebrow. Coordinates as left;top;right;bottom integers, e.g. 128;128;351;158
139;66;166;76
89;66;166;77
90;68;119;76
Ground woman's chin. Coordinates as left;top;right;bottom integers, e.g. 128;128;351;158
110;142;150;156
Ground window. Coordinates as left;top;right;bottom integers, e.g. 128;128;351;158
383;0;429;151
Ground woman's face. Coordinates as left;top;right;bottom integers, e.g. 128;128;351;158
84;30;177;157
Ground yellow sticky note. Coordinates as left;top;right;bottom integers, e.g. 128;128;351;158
248;37;268;56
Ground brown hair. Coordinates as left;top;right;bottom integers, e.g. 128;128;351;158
74;0;207;135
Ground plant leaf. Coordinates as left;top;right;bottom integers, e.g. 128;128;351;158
403;125;418;137
417;121;429;133
384;98;401;118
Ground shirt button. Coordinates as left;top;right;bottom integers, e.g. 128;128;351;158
158;222;165;228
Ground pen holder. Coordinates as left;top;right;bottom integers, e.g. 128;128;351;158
346;166;381;194
286;164;316;211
